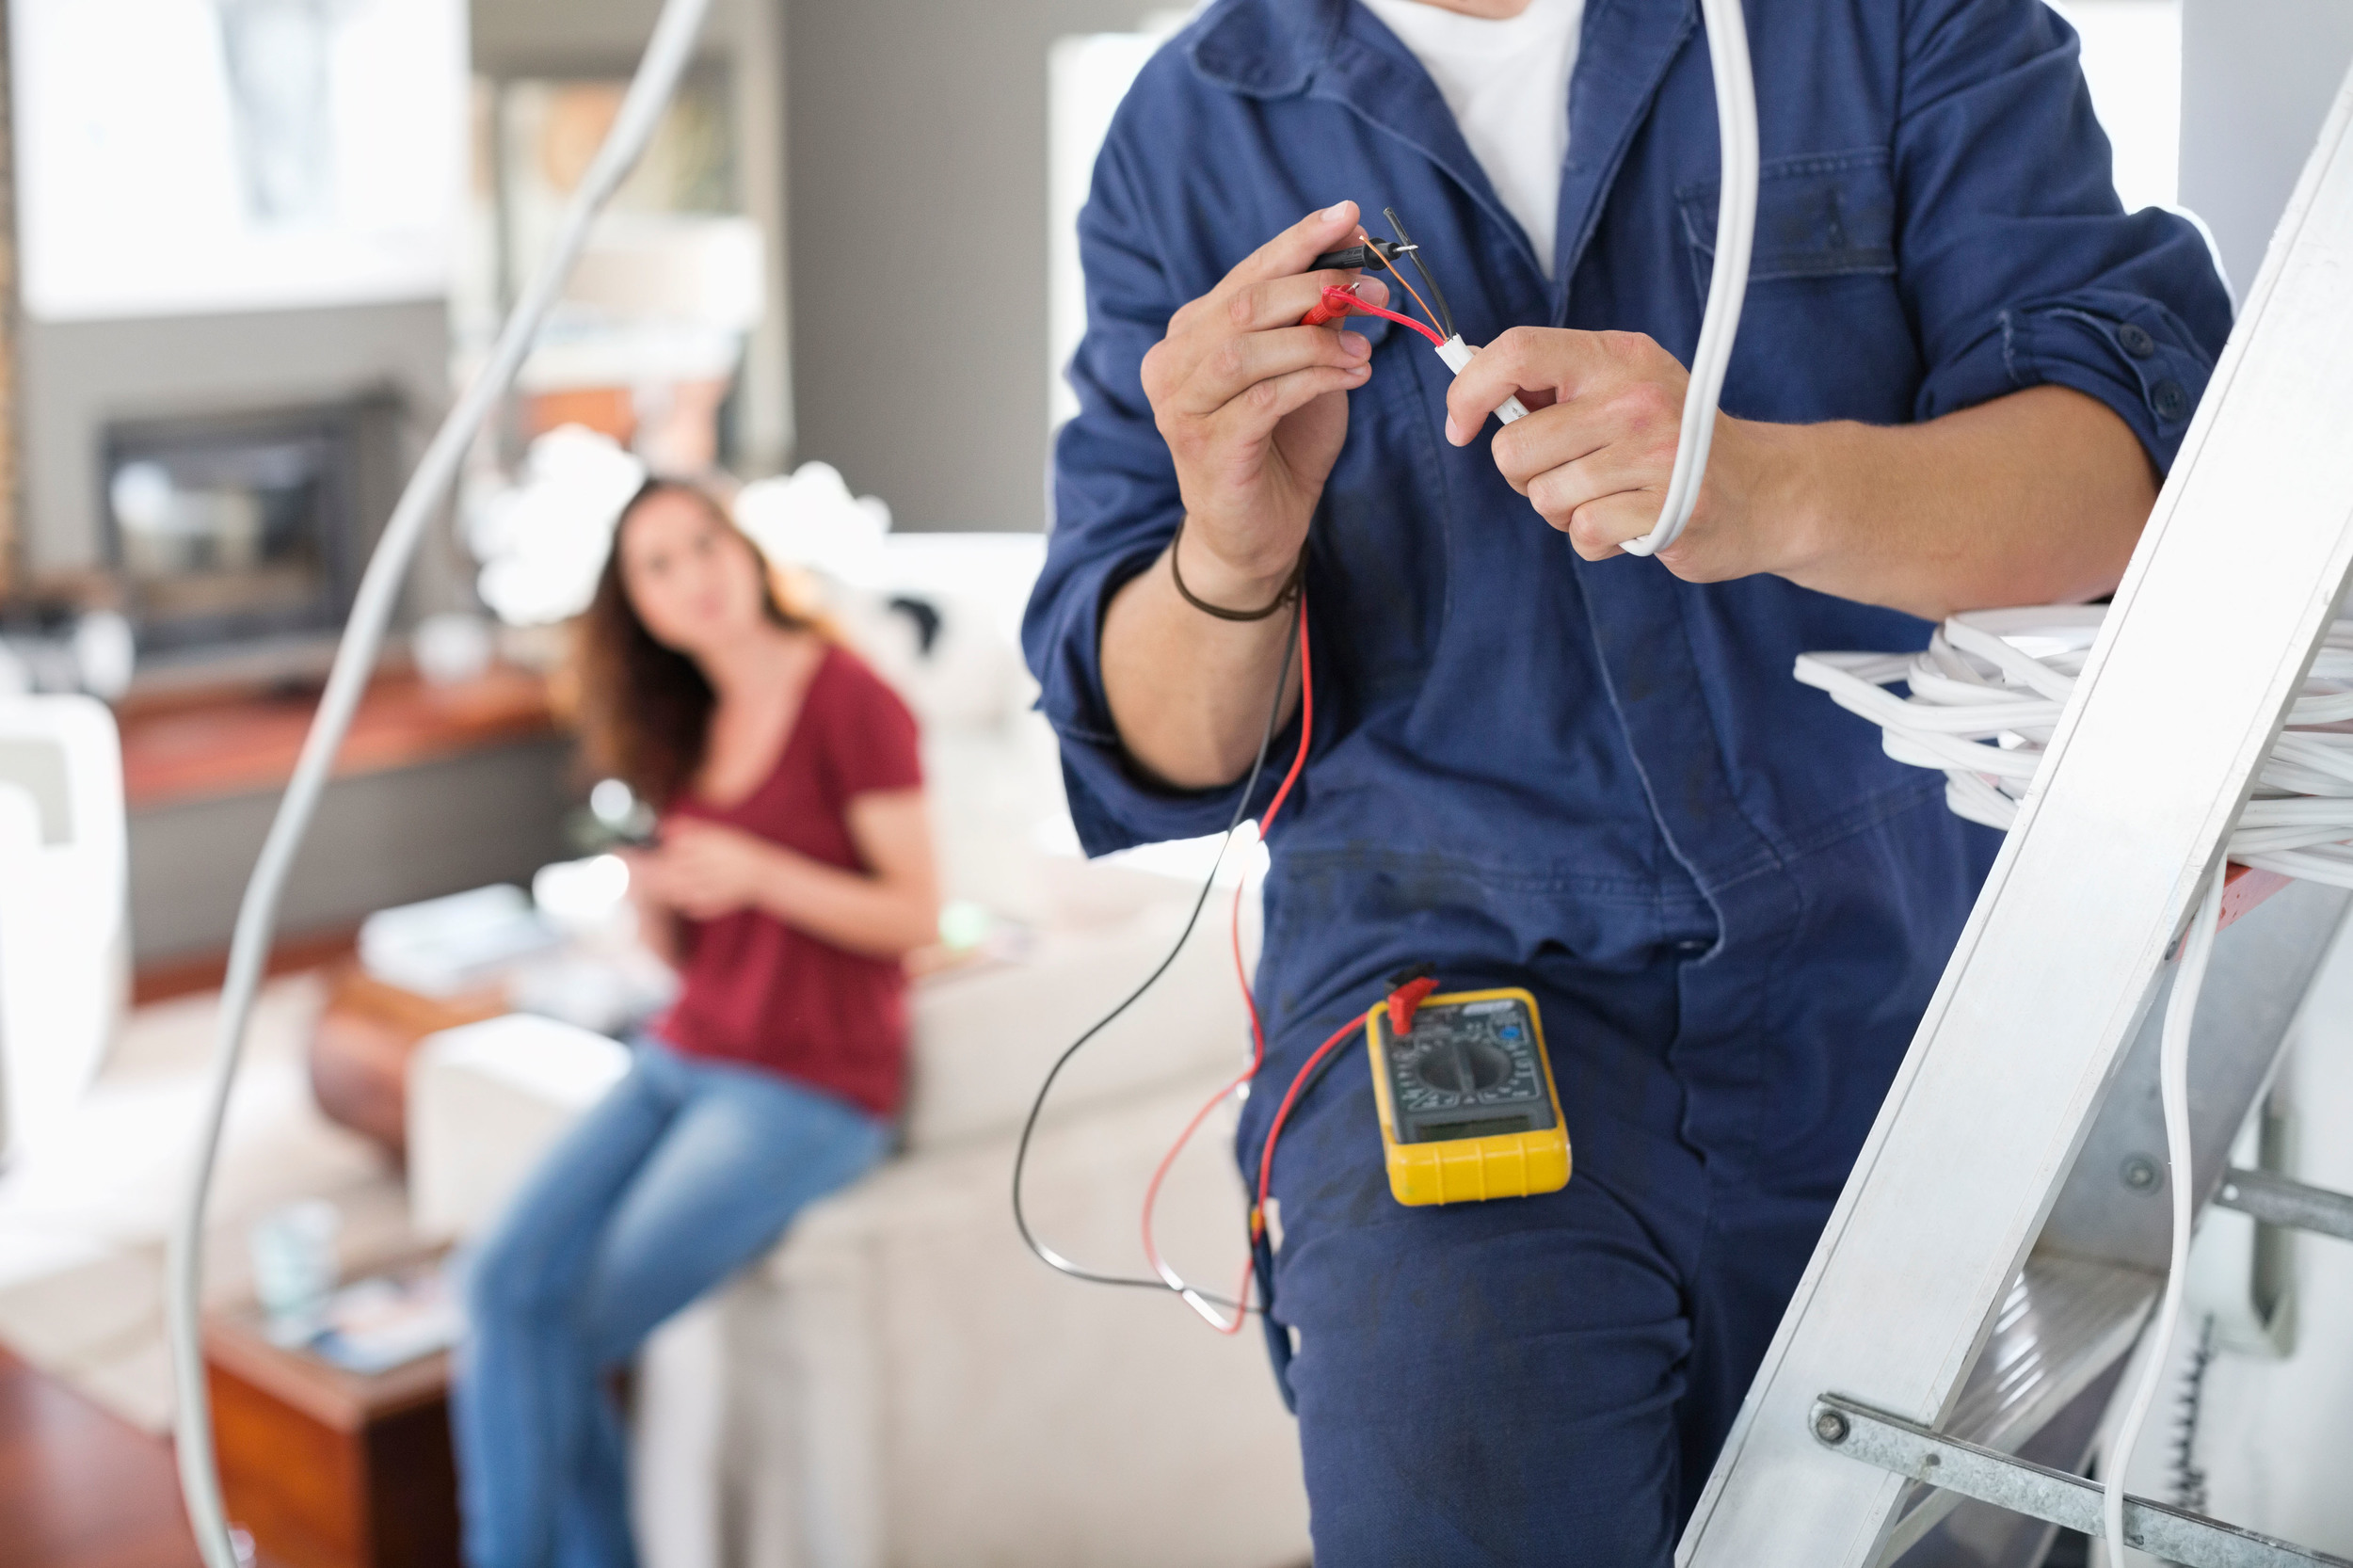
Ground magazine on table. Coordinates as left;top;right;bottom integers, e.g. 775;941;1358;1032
308;1263;463;1375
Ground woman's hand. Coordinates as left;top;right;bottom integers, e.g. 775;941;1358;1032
629;794;939;960
1442;327;1800;582
633;820;784;922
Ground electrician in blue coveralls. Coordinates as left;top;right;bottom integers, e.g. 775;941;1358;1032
1023;0;2230;1559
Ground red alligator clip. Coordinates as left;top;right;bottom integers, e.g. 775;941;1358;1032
1385;969;1441;1037
1299;283;1362;328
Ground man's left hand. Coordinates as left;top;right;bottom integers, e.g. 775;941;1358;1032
1444;327;1793;579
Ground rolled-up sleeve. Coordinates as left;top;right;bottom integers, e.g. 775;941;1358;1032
1895;0;2233;470
1023;118;1272;856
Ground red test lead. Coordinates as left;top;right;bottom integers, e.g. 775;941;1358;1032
1307;283;1445;346
1300;287;1530;427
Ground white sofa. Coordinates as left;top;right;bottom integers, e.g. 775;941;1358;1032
407;536;1310;1568
0;695;130;1162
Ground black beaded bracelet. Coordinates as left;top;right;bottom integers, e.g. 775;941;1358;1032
1169;520;1305;622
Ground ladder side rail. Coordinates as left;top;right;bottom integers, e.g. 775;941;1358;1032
1681;61;2353;1568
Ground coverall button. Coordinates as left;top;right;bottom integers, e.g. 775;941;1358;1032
2117;323;2156;358
2153;377;2188;421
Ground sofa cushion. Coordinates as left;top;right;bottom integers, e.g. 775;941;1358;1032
902;874;1252;1152
730;1065;1311;1568
407;1014;631;1242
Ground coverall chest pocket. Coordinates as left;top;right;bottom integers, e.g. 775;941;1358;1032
1677;149;1897;286
1676;149;1917;424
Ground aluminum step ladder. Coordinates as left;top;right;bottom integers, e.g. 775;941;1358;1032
1679;60;2353;1568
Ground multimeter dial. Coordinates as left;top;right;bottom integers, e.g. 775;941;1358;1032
1380;996;1555;1144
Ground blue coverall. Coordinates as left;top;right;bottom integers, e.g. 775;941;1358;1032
1021;0;2233;1560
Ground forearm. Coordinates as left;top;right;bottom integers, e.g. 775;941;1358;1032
1100;534;1304;790
1751;385;2159;622
750;846;938;961
632;892;681;967
1096;203;1385;792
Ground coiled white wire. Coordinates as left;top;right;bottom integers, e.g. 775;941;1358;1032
165;2;712;1561
1797;606;2353;1557
1794;606;2353;890
1622;0;1758;558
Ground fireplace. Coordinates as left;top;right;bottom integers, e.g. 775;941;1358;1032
100;395;400;662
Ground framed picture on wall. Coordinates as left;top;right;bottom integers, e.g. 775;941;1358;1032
9;0;465;322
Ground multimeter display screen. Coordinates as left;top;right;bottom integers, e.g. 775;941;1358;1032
1379;996;1556;1144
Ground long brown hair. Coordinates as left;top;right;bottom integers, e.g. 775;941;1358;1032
573;479;824;809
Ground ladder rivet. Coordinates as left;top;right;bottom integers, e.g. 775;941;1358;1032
1814;1410;1849;1445
2121;1155;2161;1191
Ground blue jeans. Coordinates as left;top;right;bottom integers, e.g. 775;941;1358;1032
449;1038;887;1568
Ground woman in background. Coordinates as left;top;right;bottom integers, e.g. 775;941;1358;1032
452;479;937;1568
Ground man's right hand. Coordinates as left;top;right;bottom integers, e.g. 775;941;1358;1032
1139;200;1385;607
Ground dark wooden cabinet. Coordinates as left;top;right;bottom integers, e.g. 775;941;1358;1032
202;1309;459;1568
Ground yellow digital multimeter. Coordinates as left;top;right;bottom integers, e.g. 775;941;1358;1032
1365;987;1571;1206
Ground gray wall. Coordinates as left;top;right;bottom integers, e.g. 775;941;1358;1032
785;0;1160;531
472;0;687;73
2180;0;2353;302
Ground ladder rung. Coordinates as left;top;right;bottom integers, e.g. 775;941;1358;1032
1811;1395;2353;1568
1941;1255;2152;1446
1881;1254;2153;1559
2214;1167;2353;1241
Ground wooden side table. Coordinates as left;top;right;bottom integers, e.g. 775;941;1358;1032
202;1304;461;1568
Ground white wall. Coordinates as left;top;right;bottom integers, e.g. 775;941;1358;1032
2048;0;2182;215
2178;0;2353;301
1046;29;1169;432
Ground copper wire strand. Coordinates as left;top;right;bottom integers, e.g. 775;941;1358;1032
1361;226;1440;335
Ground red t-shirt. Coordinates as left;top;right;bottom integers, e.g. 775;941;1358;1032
652;645;923;1117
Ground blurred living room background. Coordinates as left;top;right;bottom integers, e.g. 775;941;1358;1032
0;3;1327;1566
0;1;2281;1566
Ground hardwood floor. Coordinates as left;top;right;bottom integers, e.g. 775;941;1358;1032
0;1348;201;1568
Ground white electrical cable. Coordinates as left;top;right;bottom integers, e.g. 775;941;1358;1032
164;1;713;1561
1435;334;1530;424
1621;0;1758;558
1432;0;1753;540
1797;606;2353;1556
2102;864;2224;1562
